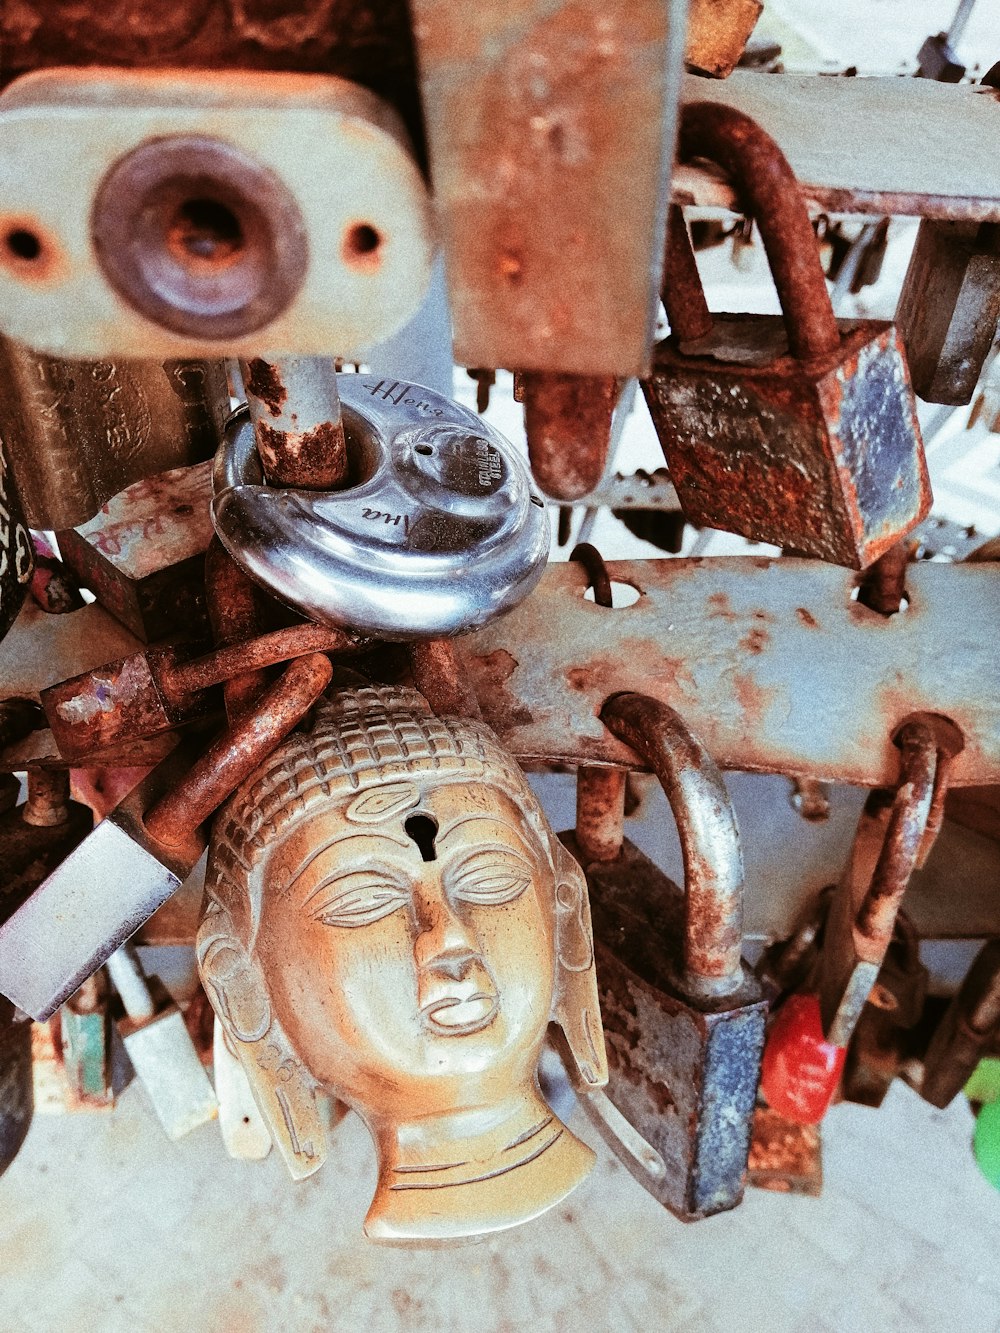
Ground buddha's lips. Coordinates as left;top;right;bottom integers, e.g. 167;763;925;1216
418;956;499;1035
422;992;497;1035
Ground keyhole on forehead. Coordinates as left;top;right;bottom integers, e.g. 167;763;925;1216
405;814;439;863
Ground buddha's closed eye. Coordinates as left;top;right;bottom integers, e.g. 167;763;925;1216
308;872;410;928
448;848;532;905
305;847;534;929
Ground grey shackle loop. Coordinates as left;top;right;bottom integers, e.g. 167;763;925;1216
600;692;745;997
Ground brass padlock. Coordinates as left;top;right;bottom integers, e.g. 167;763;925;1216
645;103;931;570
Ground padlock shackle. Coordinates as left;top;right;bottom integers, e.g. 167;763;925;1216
853;720;939;958
600;692;744;993
661;205;714;345
672;103;840;364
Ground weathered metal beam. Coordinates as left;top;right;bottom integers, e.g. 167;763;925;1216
410;0;688;376
675;74;1000;222
458;557;1000;787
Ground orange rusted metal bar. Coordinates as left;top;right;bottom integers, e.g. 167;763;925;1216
240;356;349;490
661;204;713;344
145;652;332;848
163;622;367;703
408;639;482;720
521;372;618;501
575;767;626;863
204;536;269;720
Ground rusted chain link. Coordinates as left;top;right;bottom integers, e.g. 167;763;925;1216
853;721;939;959
854;715;963;956
161;622;368;706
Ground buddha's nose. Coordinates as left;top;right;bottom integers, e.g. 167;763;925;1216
413;882;479;977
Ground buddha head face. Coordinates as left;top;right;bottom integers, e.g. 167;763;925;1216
198;685;607;1240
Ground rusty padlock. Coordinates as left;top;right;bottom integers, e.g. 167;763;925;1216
0;770;94;925
0;434;34;645
895;219;1000;406
56;461;215;643
921;940;1000;1109
645;105;931;570
566;693;767;1222
761;716;960;1123
0;651;332;1021
0;995;31;1176
40;621;366;763
841;912;928;1109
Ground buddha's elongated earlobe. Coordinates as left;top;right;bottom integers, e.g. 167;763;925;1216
550;843;608;1092
197;907;329;1180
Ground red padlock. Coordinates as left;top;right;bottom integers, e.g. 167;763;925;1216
759;993;846;1125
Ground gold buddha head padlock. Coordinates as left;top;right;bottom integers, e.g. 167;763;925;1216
197;684;607;1242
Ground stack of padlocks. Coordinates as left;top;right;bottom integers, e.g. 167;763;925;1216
0;53;999;1240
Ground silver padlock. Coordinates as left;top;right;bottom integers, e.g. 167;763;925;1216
212;375;550;640
106;945;217;1141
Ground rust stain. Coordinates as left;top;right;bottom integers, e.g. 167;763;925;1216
256;420;348;490
739;626;769;655
468;649;533;730
244;358;287;417
707;591;736;620
796;607;819;628
732;671;777;725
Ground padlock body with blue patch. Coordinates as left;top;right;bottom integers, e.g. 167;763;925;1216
644;316;931;570
563;832;767;1222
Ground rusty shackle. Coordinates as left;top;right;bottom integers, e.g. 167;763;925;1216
599;692;744;995
144;652;333;849
853;715;962;960
664;103;839;363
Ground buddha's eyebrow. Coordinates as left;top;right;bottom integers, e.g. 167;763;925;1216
435;813;539;856
287;829;411;887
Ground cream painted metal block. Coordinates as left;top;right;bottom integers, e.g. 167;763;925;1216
0;69;433;358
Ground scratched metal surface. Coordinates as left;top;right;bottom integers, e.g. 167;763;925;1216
459;556;1000;787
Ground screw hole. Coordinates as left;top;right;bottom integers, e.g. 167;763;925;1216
343;223;382;265
583;580;641;609
5;228;41;262
849;585;910;615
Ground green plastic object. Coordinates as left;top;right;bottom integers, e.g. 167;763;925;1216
973;1101;1000;1190
965;1056;1000;1107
